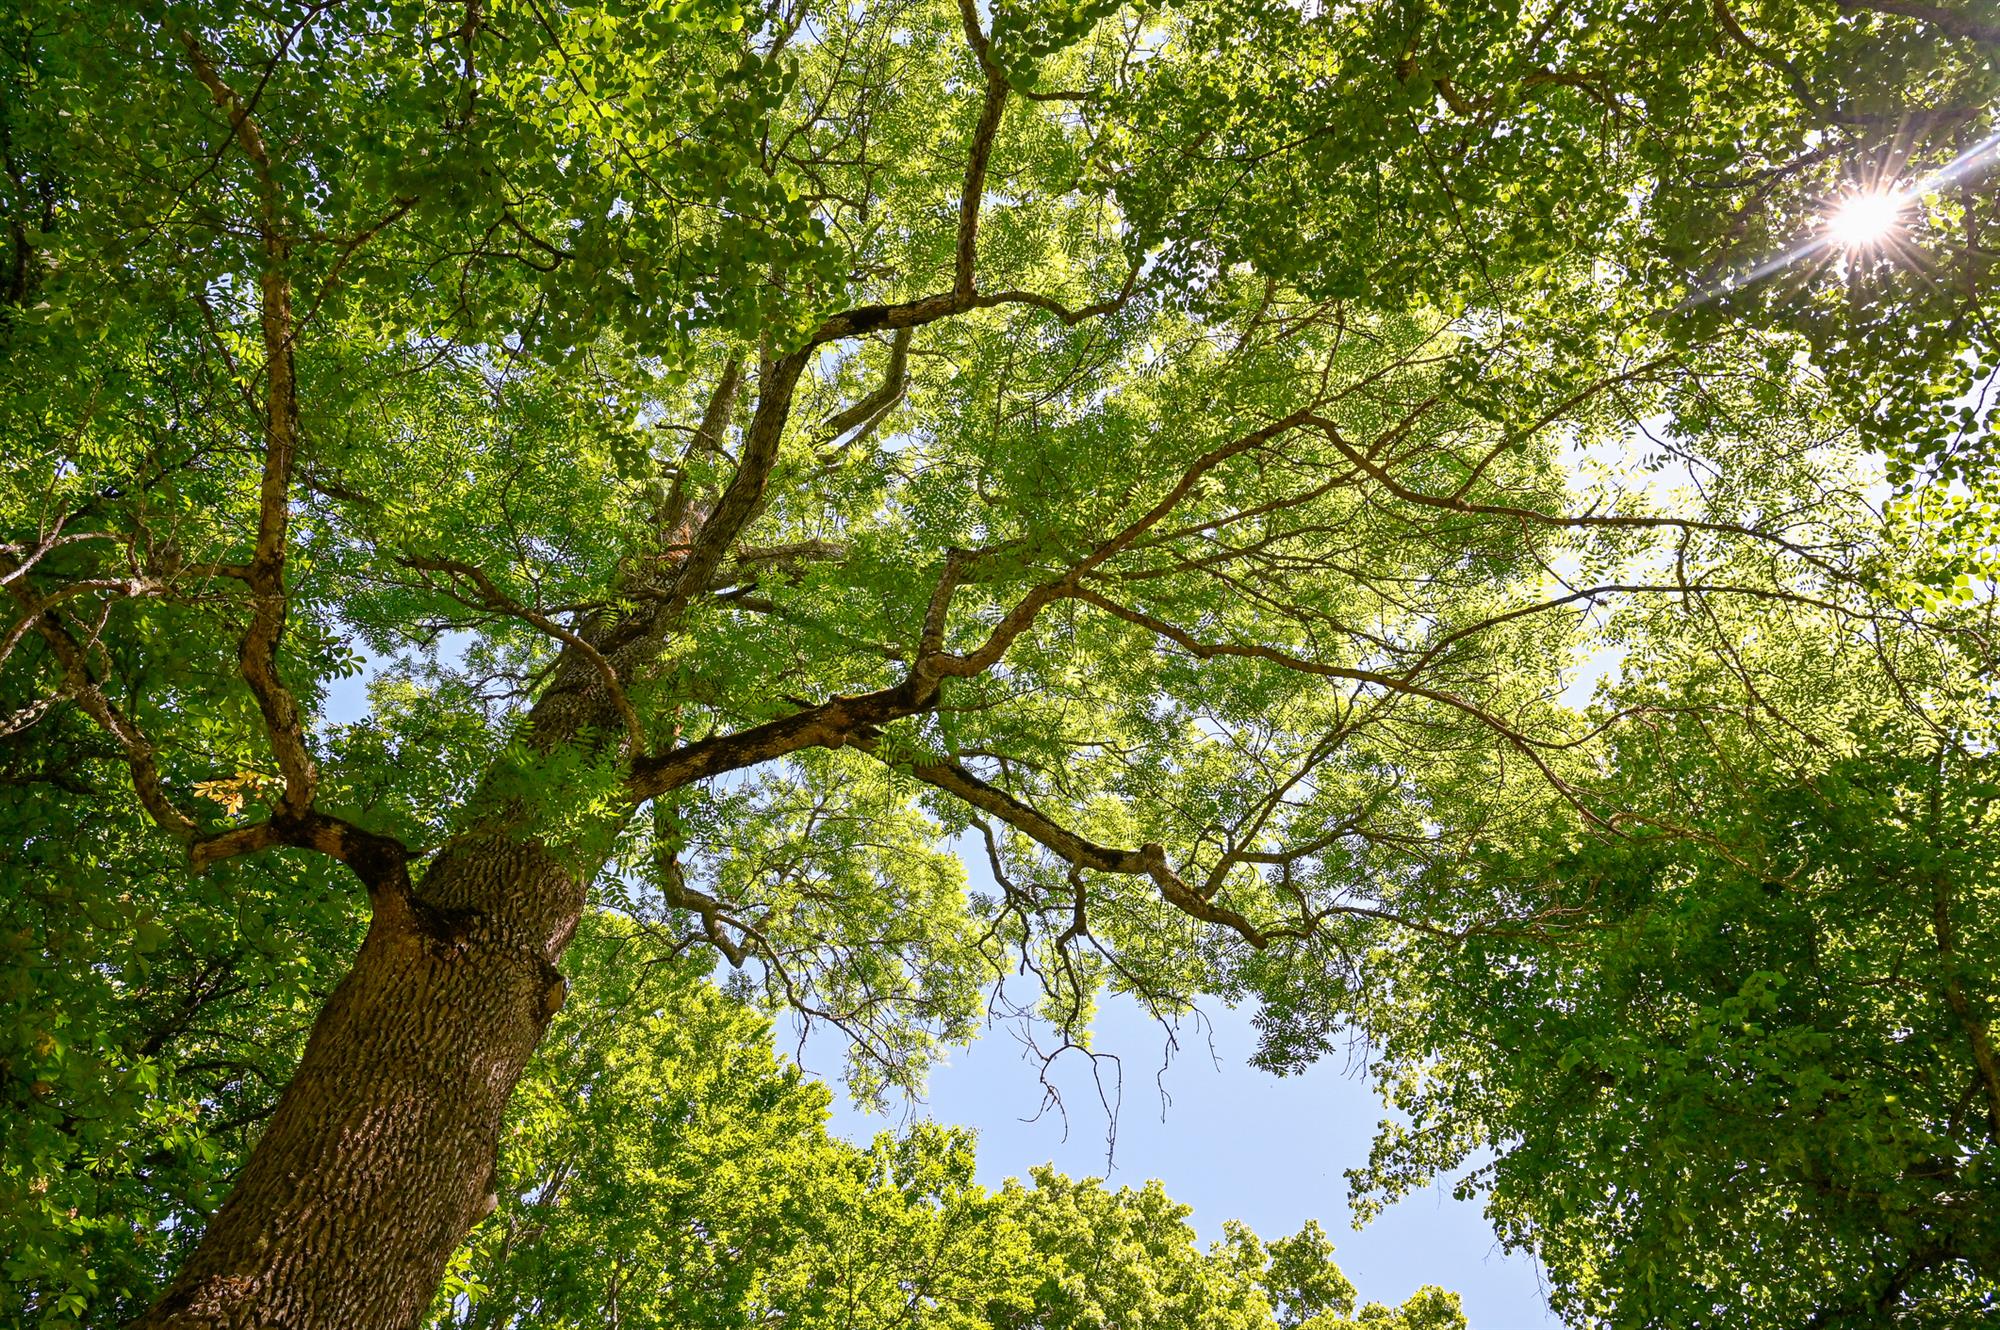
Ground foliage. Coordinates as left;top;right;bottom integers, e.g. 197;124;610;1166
2;0;1997;1325
1303;694;2000;1326
0;713;363;1325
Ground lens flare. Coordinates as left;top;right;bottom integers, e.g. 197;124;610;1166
1683;129;2000;309
1825;190;1906;249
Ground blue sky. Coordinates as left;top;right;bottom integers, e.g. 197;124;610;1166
801;906;1561;1329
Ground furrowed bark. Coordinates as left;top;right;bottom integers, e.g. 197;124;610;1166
140;839;582;1330
139;645;621;1330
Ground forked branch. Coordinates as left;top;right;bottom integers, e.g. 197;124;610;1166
399;552;647;756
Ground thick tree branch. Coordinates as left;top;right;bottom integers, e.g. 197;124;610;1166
13;599;198;841
955;1;1010;300
656;351;809;620
628;676;935;800
808;282;1139;346
629;562;1080;800
181;28;318;815
903;751;1283;946
1;25;419;905
862;744;1452;947
816;327;911;444
191;808;413;897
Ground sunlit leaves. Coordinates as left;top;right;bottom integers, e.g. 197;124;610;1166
1331;705;2000;1326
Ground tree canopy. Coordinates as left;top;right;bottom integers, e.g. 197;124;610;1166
1;0;1996;1327
1331;703;2000;1326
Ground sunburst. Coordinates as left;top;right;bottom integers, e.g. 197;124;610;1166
1684;126;2000;307
1823;189;1908;251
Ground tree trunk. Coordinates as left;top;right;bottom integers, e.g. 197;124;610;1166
138;833;585;1330
137;588;668;1327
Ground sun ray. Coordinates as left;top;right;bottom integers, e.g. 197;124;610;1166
1681;124;2000;309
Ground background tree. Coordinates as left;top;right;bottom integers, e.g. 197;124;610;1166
1;1;1994;1327
0;727;362;1326
1294;635;2000;1326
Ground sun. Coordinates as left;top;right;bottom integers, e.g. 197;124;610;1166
1824;190;1907;249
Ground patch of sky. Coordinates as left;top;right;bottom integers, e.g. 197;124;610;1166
317;627;484;730
798;833;1561;1328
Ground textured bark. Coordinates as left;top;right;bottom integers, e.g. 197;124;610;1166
138;640;625;1330
138;837;584;1330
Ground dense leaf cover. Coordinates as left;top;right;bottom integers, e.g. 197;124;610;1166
1325;723;2000;1326
2;0;1997;1326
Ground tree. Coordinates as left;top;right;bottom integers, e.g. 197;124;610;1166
429;914;1018;1330
1306;653;2000;1325
1;1;1993;1326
